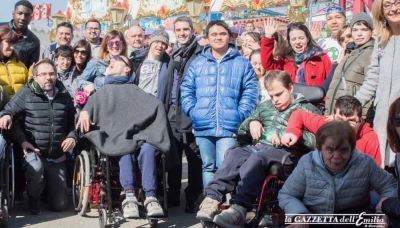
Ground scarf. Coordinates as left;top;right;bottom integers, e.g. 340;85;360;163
104;75;129;85
295;47;323;84
294;46;323;64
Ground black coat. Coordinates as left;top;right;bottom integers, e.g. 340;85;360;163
165;42;203;133
0;79;77;159
0;20;40;69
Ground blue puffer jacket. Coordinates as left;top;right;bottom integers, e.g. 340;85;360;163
77;58;108;91
180;44;258;137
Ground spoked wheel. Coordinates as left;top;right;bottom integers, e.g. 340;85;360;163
73;150;90;216
99;208;107;228
148;219;158;228
0;205;8;227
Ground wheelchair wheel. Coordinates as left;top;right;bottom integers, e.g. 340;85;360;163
73;150;90;216
6;147;14;209
99;208;107;228
148;219;158;228
0;205;8;227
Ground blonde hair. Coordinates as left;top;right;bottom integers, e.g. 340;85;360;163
371;0;391;47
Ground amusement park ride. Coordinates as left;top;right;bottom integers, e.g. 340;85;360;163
47;0;374;41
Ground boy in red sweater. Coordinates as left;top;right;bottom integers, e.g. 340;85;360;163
281;95;381;166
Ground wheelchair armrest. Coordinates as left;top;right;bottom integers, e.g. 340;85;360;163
232;133;253;146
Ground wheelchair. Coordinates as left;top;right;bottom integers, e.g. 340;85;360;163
0;134;15;227
72;137;168;228
202;84;325;228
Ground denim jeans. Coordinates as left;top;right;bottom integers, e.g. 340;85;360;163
118;143;157;197
23;152;68;211
195;136;236;187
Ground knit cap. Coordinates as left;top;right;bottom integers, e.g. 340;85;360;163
350;13;374;30
149;26;170;46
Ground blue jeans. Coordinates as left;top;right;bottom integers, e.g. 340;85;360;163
118;143;157;197
195;136;236;187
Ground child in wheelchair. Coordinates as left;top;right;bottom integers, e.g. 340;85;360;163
196;70;321;227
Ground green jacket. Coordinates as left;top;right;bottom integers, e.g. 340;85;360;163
325;39;375;121
238;93;321;150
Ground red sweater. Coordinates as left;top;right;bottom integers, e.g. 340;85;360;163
260;37;332;86
286;110;382;166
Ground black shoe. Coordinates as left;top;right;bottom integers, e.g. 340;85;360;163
185;198;199;213
15;191;25;205
28;196;41;215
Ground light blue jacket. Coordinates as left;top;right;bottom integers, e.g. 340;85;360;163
278;149;397;217
77;58;108;91
180;44;258;137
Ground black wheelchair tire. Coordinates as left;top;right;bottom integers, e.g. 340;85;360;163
0;205;8;227
148;219;158;228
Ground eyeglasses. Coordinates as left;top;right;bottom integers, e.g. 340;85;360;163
86;27;100;31
390;116;400;127
326;5;344;14
339;34;352;42
74;49;87;55
112;56;130;67
36;72;57;78
107;40;123;47
382;0;400;10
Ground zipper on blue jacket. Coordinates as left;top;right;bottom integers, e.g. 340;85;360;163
216;62;220;135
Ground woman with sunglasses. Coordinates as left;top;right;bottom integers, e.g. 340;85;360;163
325;13;375;125
261;18;332;86
77;30;127;96
354;0;400;168
0;25;29;97
73;39;92;76
310;5;347;63
382;97;400;227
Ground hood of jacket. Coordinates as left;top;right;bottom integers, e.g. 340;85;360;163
201;43;240;62
27;78;68;96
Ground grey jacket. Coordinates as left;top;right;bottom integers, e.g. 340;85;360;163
355;36;400;166
278;149;397;217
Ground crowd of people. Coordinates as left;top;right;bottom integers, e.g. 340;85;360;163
1;0;400;227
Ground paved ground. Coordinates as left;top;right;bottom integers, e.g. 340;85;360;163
8;158;203;228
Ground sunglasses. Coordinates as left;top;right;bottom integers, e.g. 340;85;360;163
326;5;344;14
391;116;400;127
112;56;130;67
74;49;87;55
339;34;352;42
107;40;123;47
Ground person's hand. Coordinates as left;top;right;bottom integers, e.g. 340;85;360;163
83;84;95;97
270;134;281;146
75;94;83;103
325;115;335;122
249;120;264;140
76;111;95;133
0;115;12;130
61;138;76;152
263;17;278;38
281;133;299;147
21;141;41;155
310;23;322;41
376;197;389;212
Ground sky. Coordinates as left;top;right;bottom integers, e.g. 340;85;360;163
0;0;67;26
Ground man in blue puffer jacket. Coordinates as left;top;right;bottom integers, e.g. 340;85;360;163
180;20;258;188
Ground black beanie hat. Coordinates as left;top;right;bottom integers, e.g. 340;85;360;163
15;0;33;11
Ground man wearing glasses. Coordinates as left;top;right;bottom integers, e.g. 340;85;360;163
85;19;102;58
281;95;381;166
0;58;77;215
0;0;40;69
41;22;74;61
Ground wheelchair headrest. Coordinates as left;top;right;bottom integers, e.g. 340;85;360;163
293;84;325;104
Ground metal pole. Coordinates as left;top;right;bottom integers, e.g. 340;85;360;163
308;0;314;27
